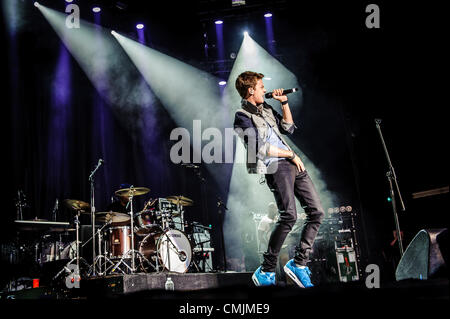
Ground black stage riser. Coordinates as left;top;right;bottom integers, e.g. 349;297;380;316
82;272;253;297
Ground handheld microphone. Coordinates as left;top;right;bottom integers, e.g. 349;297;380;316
265;88;298;99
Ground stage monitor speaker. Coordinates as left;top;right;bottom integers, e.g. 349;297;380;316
395;228;448;281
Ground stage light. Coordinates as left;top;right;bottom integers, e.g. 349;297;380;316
136;23;144;29
65;0;73;3
263;77;271;80
243;31;249;36
215;20;223;25
92;7;101;13
34;2;39;7
111;30;116;35
218;81;226;86
264;13;272;18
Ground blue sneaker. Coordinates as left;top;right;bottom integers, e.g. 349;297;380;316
252;266;275;286
283;259;313;288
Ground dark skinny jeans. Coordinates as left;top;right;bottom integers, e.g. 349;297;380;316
262;160;324;272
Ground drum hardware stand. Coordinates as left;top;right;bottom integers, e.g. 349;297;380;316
173;202;185;231
375;119;406;258
88;158;104;276
34;241;40;264
110;248;157;274
85;220;115;276
51;198;59;221
53;210;89;282
15;189;28;220
110;186;157;274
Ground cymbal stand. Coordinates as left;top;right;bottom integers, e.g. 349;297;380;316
88;159;104;276
86;221;114;276
110;246;156;274
110;186;156;274
53;211;89;282
163;213;172;271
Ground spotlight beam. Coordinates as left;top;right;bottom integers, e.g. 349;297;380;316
111;31;236;196
34;4;157;126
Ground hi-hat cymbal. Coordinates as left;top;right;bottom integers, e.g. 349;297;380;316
166;195;194;207
64;199;90;213
114;187;150;197
96;211;130;223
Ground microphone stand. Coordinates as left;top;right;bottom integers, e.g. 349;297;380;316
375;119;405;257
217;197;228;272
88;159;104;276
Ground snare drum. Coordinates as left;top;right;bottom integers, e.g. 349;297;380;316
107;226;132;259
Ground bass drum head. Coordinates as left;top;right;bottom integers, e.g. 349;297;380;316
157;229;192;273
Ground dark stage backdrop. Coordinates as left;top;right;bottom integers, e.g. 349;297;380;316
2;0;447;278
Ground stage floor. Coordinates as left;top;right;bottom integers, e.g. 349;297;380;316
82;271;254;296
1;275;447;317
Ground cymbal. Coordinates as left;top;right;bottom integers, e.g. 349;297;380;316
48;228;76;233
96;211;130;223
166;195;194;207
115;187;150;197
15;219;70;232
64;199;90;213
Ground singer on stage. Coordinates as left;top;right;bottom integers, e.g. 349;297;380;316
233;71;324;287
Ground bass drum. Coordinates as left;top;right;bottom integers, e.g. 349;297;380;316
139;229;192;273
135;209;161;236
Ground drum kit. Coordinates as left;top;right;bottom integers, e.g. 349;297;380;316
8;185;204;287
64;187;197;277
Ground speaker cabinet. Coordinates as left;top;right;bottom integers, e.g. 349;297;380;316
395;228;448;281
